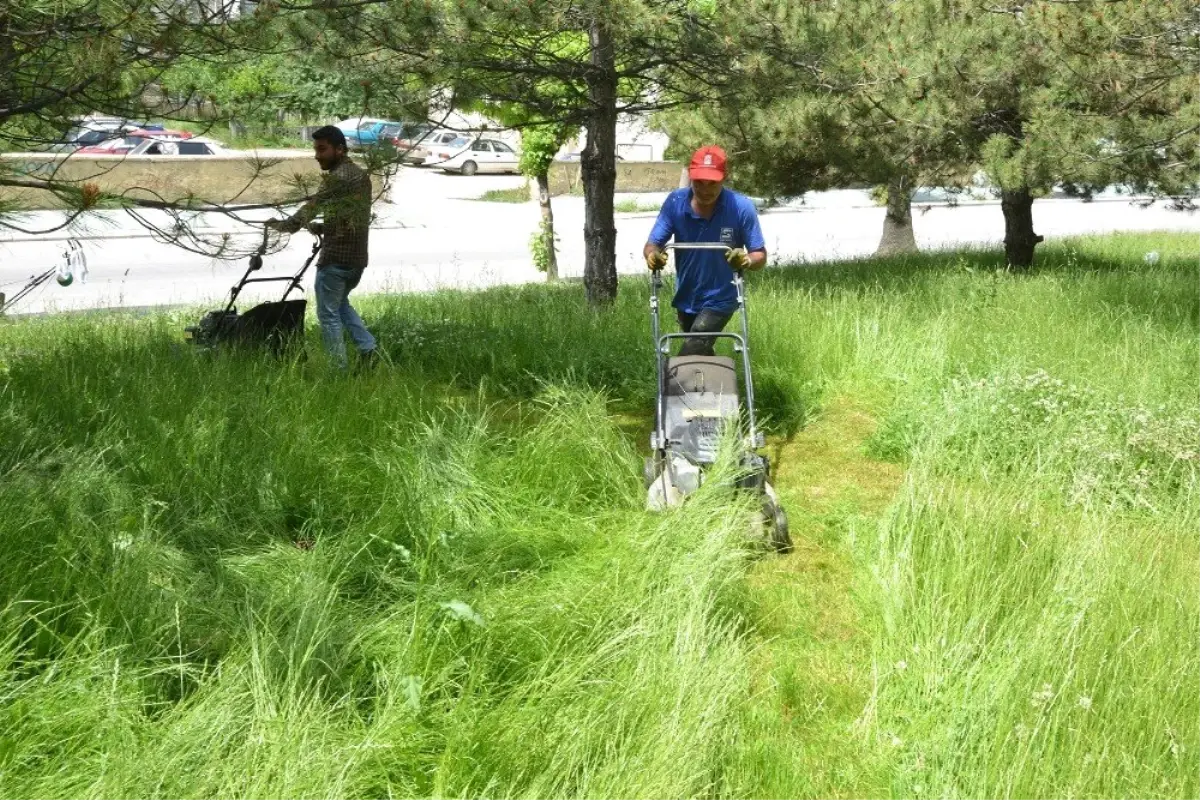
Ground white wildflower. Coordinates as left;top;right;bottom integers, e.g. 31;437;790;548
1031;683;1055;707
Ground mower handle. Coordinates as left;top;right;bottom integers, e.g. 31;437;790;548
664;242;733;253
656;242;746;276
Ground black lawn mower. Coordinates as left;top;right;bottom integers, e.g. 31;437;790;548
184;228;321;354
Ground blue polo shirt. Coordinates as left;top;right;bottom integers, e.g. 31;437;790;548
647;187;766;314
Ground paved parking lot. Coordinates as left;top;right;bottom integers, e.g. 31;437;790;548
1;166;1196;315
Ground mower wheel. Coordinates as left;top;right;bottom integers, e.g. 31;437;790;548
769;503;793;554
644;455;663;489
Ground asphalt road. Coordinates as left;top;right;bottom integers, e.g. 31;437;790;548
1;168;1196;315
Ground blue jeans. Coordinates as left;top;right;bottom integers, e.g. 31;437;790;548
314;265;375;366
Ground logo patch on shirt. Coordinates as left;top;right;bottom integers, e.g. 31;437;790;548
720;227;734;245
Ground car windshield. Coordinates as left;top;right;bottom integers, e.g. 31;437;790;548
445;138;470;150
73;129;109;145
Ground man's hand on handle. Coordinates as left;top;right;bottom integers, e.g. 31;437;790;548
264;219;322;236
644;246;669;271
724;247;750;271
728;247;768;272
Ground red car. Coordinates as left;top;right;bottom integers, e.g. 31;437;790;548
75;128;194;155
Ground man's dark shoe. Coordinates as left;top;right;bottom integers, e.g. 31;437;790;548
355;348;381;372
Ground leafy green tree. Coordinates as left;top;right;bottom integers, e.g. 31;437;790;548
520;124;575;280
0;0;289;241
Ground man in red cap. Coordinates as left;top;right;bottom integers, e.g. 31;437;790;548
644;145;767;356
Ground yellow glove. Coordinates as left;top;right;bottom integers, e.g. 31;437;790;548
725;247;751;271
646;248;669;271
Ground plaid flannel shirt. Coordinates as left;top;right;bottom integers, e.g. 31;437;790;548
281;158;372;269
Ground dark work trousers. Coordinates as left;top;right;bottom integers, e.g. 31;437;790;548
676;308;734;357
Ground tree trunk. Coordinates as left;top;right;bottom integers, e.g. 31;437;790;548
582;18;618;307
536;172;558;281
1001;186;1044;269
875;174;918;255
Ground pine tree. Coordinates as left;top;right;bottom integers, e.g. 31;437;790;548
0;0;283;242
665;0;1198;268
297;0;749;306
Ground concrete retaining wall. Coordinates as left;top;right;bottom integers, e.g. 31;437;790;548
1;153;323;210
547;160;684;195
1;153;686;210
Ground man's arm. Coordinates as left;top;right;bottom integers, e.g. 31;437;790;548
643;241;668;266
269;173;332;233
644;195;676;269
741;199;768;271
745;248;768;271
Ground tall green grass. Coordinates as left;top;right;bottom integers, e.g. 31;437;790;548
0;323;766;797
1;232;1196;797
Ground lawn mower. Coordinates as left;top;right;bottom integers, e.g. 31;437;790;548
644;242;792;553
0;239;87;315
184;227;321;354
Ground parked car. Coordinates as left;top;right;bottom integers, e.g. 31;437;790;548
335;117;404;149
75;128;195;155
425;138;520;175
403;129;471;165
50;119;154;152
391;123;439;163
75;137;142;155
126;137;226;156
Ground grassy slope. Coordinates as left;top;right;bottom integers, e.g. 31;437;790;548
0;232;1196;798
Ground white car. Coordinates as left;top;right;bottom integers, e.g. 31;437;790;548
425;138;520;175
405;129;471;165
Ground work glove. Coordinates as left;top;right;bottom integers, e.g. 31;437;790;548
645;248;669;271
725;247;751;271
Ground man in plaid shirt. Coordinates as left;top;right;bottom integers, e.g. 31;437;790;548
268;126;376;368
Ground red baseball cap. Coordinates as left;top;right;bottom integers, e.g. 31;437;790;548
688;145;726;181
